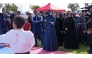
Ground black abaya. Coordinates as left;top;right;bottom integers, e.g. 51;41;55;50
55;18;64;47
64;17;79;49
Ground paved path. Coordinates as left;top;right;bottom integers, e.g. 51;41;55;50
31;47;72;54
0;47;73;54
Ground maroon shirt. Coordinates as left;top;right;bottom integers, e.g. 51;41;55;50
23;22;31;31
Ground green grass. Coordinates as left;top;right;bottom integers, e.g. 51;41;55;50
38;43;89;54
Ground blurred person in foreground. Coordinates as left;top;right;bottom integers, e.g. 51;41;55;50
0;15;35;54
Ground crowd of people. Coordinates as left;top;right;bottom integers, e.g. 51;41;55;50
0;5;92;54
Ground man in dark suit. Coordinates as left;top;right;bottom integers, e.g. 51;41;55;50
9;10;18;29
0;8;10;34
84;5;92;54
32;10;43;47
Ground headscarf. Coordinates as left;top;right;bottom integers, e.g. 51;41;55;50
48;10;52;17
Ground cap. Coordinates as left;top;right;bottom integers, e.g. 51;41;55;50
88;5;92;9
82;10;88;12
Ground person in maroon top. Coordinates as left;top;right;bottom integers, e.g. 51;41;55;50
23;19;31;31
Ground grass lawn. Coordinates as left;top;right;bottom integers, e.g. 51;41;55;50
38;43;89;54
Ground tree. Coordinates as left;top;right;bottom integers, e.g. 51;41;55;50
67;3;80;11
30;5;40;10
5;3;11;11
5;3;18;11
11;3;18;11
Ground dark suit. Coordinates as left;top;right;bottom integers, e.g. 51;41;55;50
32;16;43;47
0;13;9;35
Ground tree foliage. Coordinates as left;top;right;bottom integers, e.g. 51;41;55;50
30;5;40;10
67;3;80;11
5;3;18;11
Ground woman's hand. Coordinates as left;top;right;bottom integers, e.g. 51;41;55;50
65;28;68;31
83;29;88;33
50;22;55;25
83;30;86;33
87;31;91;34
44;20;47;21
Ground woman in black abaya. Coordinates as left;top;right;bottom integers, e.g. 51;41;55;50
64;13;79;49
55;14;64;47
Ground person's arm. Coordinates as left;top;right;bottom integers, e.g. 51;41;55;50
44;16;52;25
0;34;7;43
28;32;35;49
29;26;31;31
50;16;56;25
32;17;36;23
0;30;11;43
7;18;11;24
36;16;43;23
29;23;31;31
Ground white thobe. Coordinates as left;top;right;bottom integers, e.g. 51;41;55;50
0;29;35;54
